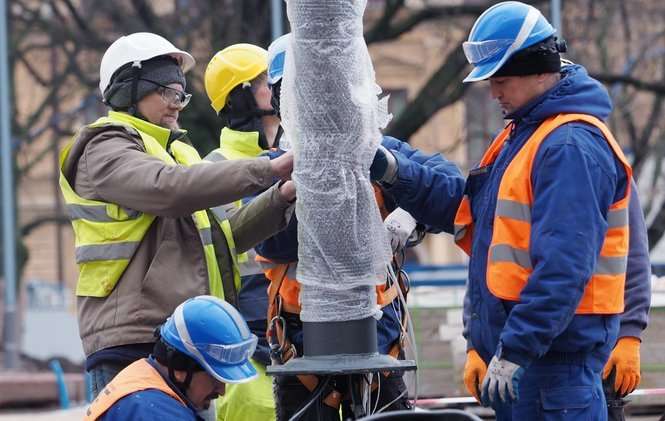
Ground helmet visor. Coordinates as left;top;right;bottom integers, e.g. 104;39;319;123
463;39;513;65
199;334;258;365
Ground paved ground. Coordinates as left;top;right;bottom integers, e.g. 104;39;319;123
0;405;661;420
0;407;86;420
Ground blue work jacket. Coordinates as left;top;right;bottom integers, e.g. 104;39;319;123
384;65;632;368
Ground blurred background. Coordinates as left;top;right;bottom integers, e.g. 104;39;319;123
1;0;664;418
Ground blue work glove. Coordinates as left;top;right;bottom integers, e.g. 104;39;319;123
480;356;525;406
370;145;398;184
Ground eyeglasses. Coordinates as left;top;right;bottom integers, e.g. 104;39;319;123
140;79;192;109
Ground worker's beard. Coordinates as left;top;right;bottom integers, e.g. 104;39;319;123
201;391;220;410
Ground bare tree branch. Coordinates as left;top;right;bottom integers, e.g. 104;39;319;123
365;4;485;44
618;0;632;61
21;216;70;237
593;73;665;95
632;94;664;175
132;0;159;32
363;0;405;44
15;54;49;86
385;42;470;140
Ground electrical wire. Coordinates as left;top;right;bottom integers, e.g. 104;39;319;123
371;370;382;414
375;387;408;414
363;373;372;416
387;262;419;407
288;376;331;421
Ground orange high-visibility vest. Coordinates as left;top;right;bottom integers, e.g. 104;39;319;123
84;359;187;421
454;113;632;314
261;184;398;314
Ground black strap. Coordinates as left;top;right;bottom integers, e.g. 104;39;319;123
167;348;194;394
207;209;239;308
273;125;284;149
127;63;143;116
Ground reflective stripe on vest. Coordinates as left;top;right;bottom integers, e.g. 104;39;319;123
453;113;632;314
169;140;232;299
84;359;186;421
66;204;141;221
60;112;175;297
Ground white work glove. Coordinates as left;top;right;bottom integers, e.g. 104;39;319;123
384;207;417;253
480;356;525;406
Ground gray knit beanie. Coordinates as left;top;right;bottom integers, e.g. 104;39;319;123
103;55;186;111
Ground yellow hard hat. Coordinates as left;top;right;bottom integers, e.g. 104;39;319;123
205;43;268;113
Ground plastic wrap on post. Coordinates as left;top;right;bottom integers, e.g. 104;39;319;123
282;0;391;322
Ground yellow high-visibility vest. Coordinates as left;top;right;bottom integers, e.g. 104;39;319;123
204;127;269;283
169;139;242;295
59;111;223;298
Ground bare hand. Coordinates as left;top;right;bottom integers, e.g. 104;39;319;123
270;150;293;180
278;180;296;202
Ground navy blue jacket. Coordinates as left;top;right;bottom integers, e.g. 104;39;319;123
383;65;641;368
621;183;651;339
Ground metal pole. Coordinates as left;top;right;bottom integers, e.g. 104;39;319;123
551;0;562;38
0;0;19;369
270;0;284;40
51;45;64;287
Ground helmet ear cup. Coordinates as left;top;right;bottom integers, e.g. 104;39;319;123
226;84;260;117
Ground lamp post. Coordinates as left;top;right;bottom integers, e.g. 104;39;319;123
271;0;284;40
0;0;19;370
551;0;562;38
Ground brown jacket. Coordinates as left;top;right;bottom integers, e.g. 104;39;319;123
63;124;291;356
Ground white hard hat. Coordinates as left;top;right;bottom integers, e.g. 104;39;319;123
99;32;195;96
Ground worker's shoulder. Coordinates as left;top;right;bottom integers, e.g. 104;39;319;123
539;119;616;158
79;122;146;154
101;389;196;421
536;120;624;183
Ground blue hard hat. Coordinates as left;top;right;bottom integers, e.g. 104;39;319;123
160;295;258;384
463;1;556;82
268;33;291;85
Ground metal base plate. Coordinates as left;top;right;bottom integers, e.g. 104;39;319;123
267;353;417;376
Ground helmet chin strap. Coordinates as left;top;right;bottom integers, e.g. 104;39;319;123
127;61;143;117
273;125;284;149
220;86;276;149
